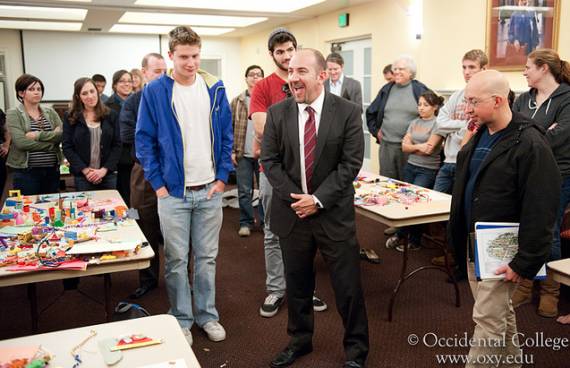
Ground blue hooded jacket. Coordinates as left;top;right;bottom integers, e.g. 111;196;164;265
135;70;233;198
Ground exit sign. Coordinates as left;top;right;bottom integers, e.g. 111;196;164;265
338;13;349;28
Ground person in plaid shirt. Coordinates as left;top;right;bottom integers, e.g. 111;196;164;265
231;65;265;237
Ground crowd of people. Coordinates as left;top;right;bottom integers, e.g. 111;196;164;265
0;23;568;368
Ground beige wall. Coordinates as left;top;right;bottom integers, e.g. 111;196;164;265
0;29;24;109
239;0;569;173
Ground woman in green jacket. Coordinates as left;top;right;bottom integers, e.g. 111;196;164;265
6;74;63;195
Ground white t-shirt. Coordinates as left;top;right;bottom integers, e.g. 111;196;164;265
172;74;215;186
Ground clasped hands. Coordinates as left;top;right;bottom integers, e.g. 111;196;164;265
290;193;318;219
82;167;108;185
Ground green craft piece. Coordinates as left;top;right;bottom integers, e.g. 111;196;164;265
53;220;65;227
26;359;46;368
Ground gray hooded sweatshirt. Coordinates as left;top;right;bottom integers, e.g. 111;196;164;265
513;83;570;177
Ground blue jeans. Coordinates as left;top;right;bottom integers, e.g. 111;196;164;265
433;163;456;194
259;172;286;297
399;163;438;244
12;167;60;195
551;176;570;261
157;183;223;329
236;156;263;228
74;173;117;192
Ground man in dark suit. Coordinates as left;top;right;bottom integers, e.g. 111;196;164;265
324;53;363;110
261;48;369;368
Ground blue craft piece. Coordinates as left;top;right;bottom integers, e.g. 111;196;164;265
0;213;15;220
4;199;17;207
65;231;78;240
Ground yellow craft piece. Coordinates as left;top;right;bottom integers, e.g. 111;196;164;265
100;254;117;261
8;190;21;198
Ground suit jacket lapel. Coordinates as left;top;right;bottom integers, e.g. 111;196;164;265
324;79;330;93
340;78;348;98
285;100;301;176
314;92;335;171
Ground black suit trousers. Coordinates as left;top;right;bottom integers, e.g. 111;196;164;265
280;217;369;363
130;163;163;287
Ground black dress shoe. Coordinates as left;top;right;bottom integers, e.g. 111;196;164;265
343;361;364;368
129;284;157;299
269;346;312;367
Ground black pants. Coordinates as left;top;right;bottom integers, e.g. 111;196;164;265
280;219;369;364
130;163;163;287
0;157;7;197
117;163;133;207
12;166;60;195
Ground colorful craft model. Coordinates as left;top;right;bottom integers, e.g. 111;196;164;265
353;177;431;207
111;334;162;351
0;191;137;271
0;345;52;368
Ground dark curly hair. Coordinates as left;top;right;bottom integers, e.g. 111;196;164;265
420;90;445;116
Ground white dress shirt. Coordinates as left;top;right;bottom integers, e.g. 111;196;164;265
296;89;325;206
329;74;344;96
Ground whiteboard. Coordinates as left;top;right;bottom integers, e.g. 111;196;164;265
22;31;160;101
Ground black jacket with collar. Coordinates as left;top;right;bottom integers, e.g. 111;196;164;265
365;79;428;141
448;112;561;280
62;109;122;176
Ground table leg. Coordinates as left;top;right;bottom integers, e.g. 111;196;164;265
388;235;462;322
27;283;38;332
104;274;113;322
443;248;461;307
388;237;409;321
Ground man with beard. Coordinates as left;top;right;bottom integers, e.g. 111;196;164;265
251;28;327;318
261;48;368;368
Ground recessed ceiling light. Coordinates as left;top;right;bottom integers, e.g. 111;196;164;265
0;20;82;31
110;24;234;36
119;12;266;27
135;0;325;13
0;5;87;21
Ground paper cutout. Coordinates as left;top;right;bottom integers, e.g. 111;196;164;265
7;260;88;272
137;359;188;368
67;240;140;255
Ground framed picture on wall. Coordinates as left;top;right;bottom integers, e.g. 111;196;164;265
486;0;560;70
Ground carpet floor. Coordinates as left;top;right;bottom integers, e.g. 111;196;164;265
1;206;568;367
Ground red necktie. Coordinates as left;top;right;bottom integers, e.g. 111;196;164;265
304;106;317;193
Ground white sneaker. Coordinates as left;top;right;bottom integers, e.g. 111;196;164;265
312;295;328;312
385;235;400;249
238;226;251;237
202;321;226;342
181;327;193;346
259;294;284;318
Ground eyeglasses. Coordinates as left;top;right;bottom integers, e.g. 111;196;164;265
463;95;496;107
247;72;263;78
282;83;292;98
118;79;132;85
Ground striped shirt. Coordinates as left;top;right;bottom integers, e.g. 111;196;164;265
27;114;58;167
463;126;505;229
